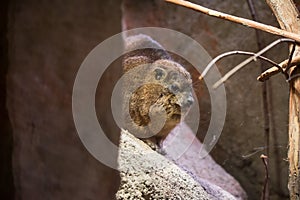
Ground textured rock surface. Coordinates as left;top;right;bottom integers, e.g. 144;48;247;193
122;1;290;199
117;129;237;200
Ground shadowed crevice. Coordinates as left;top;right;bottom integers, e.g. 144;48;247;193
0;0;15;199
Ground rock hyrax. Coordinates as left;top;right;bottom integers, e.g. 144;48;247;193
123;34;194;148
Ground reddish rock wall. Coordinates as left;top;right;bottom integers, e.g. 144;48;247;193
7;0;121;199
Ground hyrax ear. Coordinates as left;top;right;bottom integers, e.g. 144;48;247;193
123;56;151;72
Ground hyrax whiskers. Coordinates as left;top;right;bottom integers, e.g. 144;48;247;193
122;34;194;150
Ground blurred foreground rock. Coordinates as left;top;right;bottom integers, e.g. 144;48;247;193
117;127;246;199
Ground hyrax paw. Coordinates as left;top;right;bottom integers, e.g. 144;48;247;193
143;139;166;155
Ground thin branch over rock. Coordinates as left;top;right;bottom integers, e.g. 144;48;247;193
165;0;300;42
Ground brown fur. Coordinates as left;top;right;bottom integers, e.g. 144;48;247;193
123;34;194;147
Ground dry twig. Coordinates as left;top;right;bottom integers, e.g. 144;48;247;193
286;42;297;72
257;55;300;81
199;51;281;80
212;38;294;88
167;0;298;85
260;154;269;200
165;0;300;43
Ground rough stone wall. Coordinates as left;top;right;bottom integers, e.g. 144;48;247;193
7;0;121;199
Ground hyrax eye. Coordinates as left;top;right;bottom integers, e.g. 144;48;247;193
170;84;180;93
154;68;165;80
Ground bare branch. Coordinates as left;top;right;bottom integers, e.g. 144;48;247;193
257;55;300;81
213;38;294;88
286;42;297;72
165;0;300;43
287;74;300;82
260;154;269;200
257;67;283;82
199;51;281;80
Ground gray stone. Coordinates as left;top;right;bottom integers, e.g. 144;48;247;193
117;129;237;200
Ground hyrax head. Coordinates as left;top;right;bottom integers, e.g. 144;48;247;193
147;59;194;113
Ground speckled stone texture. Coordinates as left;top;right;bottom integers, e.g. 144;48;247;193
117;129;237;200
